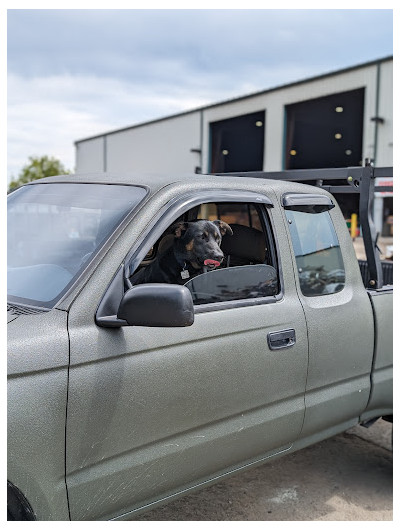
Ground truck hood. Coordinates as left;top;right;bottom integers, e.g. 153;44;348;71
7;310;19;324
7;307;69;376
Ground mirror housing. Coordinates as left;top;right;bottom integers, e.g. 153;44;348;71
117;283;194;327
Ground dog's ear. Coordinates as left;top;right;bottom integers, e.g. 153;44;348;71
213;220;233;236
171;221;189;238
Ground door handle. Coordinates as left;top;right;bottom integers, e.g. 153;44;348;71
267;329;296;350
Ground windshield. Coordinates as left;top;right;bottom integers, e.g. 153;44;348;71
8;182;147;308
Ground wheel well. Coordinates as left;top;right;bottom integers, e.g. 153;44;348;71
7;481;36;521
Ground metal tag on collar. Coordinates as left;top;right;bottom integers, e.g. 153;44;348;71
180;264;190;280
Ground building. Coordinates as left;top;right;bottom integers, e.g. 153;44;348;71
75;56;393;232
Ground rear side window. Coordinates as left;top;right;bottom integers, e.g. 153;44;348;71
197;202;262;230
285;209;345;296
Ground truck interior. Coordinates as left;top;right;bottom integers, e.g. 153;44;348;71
129;200;280;305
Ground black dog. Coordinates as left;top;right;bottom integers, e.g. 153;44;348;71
130;219;233;285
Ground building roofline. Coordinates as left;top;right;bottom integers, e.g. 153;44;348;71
74;55;393;145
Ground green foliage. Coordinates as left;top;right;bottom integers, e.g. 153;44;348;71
8;155;71;192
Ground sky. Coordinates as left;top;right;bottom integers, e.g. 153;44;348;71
6;6;394;184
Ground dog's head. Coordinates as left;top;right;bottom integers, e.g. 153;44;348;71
172;219;233;269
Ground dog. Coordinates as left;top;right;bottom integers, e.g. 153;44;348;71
130;219;233;285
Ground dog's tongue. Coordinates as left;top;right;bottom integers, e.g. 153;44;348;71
204;259;221;267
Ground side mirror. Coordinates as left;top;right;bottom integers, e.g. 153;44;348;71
117;283;194;327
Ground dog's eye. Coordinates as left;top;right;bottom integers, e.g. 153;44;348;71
201;232;208;240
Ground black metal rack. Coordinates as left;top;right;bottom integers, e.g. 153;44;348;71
216;161;393;289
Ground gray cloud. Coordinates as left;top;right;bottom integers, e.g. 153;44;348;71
8;9;392;86
7;9;393;182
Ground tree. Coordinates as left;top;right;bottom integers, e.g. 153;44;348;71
8;155;71;192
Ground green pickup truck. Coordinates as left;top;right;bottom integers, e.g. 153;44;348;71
7;165;393;521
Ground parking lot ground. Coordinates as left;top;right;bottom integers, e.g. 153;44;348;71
133;419;392;521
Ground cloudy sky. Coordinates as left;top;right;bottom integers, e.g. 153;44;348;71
7;7;393;183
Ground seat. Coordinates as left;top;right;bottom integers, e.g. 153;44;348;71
157;233;175;255
221;224;266;267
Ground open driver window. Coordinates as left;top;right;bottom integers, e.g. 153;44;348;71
129;201;279;306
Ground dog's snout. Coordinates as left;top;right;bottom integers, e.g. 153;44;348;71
213;250;224;262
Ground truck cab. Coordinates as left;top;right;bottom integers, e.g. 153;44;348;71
7;167;393;520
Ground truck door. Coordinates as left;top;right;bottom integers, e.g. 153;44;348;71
65;191;309;521
282;192;375;439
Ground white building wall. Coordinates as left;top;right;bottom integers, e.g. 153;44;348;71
75;59;392;175
75;137;104;173
376;61;393;166
105;111;201;174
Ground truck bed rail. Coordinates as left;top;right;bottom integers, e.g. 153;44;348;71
359;259;393;288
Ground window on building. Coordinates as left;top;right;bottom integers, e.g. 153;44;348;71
285;88;364;170
210;111;265;173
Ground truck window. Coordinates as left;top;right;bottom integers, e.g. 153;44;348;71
8;183;147;308
285;209;345;296
130;201;279;306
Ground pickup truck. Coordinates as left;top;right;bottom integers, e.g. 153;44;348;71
7;165;393;521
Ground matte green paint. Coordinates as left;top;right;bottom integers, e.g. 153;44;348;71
7;172;393;521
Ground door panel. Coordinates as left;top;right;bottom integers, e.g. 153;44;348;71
299;287;374;436
66;294;308;520
283;198;375;438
